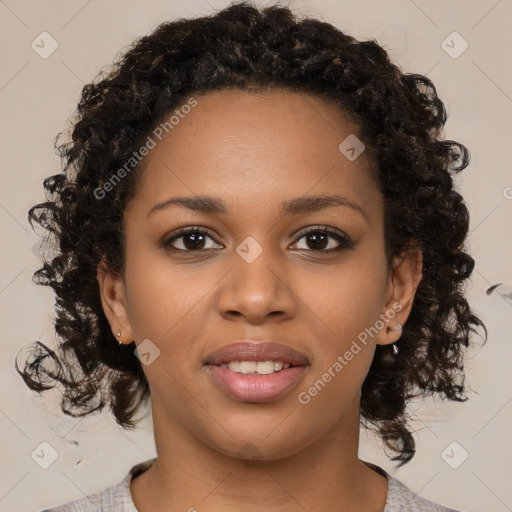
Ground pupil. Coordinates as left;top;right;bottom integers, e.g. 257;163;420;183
308;232;327;250
184;233;205;250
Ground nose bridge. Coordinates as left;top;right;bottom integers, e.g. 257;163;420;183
217;235;296;321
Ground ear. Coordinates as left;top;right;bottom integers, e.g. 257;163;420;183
375;245;423;346
96;259;134;345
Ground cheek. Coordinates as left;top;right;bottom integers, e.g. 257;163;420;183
123;246;210;344
300;257;387;345
296;276;381;415
294;336;375;435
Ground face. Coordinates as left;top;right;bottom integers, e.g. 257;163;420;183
98;89;421;461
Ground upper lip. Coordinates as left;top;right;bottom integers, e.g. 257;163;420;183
204;341;310;366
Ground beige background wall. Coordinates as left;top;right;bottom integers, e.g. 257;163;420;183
0;1;511;511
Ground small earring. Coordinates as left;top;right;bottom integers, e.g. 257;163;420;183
116;331;122;345
390;322;402;355
388;322;402;333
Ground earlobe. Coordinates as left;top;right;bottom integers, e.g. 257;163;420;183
96;261;134;345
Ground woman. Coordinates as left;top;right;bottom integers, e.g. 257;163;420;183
18;2;486;510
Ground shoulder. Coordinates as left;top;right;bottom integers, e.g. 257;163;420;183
385;472;462;512
362;460;462;512
39;457;157;512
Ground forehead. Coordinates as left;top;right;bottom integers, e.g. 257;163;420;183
126;88;382;224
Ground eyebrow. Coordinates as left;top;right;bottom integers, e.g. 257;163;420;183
147;194;367;220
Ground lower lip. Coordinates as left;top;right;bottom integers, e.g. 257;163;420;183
205;364;308;402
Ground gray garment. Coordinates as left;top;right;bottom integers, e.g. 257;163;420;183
40;457;461;511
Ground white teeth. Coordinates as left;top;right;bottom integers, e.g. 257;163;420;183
239;361;257;374
221;360;292;375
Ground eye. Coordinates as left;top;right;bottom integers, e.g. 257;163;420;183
291;225;352;252
162;225;352;254
163;227;222;253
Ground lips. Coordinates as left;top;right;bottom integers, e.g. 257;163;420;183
203;341;310;402
203;341;310;367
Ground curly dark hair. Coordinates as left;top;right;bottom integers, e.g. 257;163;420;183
16;0;487;468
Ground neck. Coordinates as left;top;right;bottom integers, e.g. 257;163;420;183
130;394;388;512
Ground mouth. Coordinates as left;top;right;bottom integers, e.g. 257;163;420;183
203;341;310;402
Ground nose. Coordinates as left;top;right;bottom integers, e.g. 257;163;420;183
217;250;297;324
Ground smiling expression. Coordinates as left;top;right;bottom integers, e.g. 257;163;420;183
98;88;417;460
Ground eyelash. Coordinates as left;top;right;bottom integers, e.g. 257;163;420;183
162;225;353;255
